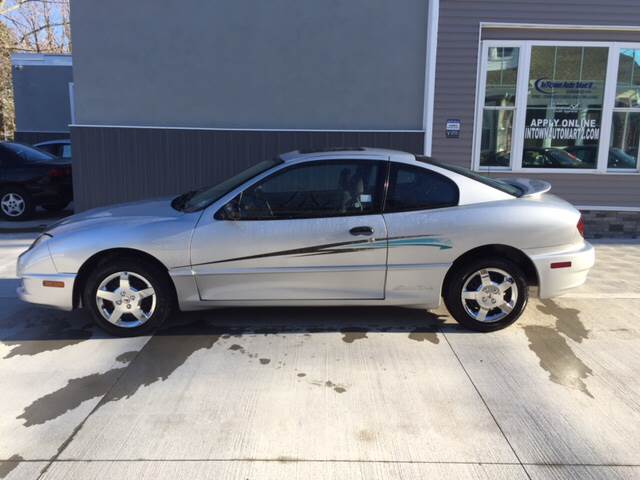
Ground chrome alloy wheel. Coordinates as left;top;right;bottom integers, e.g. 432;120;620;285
1;193;26;217
461;268;518;323
95;271;156;328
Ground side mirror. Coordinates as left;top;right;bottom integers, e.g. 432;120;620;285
222;201;241;221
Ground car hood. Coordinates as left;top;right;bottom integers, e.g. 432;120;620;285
47;196;197;236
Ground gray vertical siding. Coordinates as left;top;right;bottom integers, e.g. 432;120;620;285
70;0;428;130
12;64;72;133
71;126;424;211
433;0;640;207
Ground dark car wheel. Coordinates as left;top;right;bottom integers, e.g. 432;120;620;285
444;258;528;332
0;187;35;221
41;201;70;212
83;257;176;337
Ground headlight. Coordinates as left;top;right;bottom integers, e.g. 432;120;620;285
28;233;52;251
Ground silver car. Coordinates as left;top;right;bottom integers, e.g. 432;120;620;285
17;148;595;336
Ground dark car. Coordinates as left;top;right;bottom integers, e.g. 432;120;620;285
34;139;72;161
522;147;585;168
0;142;73;220
608;148;638;169
565;145;638;169
479;150;511;167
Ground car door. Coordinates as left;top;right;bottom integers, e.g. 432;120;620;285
190;158;388;301
382;162;460;305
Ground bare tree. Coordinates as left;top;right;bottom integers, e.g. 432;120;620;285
2;0;71;53
0;22;15;140
0;0;70;139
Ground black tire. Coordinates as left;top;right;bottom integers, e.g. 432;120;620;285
0;186;35;221
41;201;70;212
83;257;176;337
443;258;528;332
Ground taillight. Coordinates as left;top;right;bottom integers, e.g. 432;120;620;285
48;166;71;178
577;216;585;238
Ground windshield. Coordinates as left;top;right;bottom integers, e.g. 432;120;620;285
1;142;57;163
175;158;283;212
416;156;523;197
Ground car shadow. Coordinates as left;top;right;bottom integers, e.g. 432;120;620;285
167;306;460;337
1;296;468;346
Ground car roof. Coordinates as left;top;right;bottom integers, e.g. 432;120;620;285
33;139;71;146
279;147;415;163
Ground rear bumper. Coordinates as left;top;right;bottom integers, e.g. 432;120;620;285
30;184;73;204
17;274;75;311
527;241;595;299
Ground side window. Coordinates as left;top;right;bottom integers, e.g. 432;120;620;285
385;164;459;213
232;160;384;220
61;144;72;159
37;144;56;155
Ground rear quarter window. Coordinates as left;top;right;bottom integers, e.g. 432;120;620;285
385;163;459;213
416;156;522;197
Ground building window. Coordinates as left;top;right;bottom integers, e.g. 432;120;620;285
474;41;640;174
610;48;640;170
480;47;519;168
523;46;607;169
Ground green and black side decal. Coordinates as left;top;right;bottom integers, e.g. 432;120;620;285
197;234;451;266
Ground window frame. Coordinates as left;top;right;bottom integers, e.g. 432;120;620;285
472;40;640;175
221;158;388;221
383;163;460;214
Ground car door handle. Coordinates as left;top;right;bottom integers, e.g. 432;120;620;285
349;226;374;236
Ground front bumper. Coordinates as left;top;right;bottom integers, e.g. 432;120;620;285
527;241;595;299
17;239;76;311
17;274;76;311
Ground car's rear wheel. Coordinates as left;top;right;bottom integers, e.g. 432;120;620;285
443;258;528;332
0;187;34;221
83;257;175;337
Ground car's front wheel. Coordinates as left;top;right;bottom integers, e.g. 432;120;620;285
443;258;528;332
83;258;175;336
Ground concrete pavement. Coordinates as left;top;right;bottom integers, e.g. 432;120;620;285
0;233;639;479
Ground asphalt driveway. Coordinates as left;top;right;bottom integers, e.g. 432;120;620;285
1;234;639;479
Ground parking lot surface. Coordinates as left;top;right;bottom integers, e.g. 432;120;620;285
0;234;639;479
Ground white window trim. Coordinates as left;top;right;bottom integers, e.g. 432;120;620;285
68;82;76;126
422;0;439;156
472;40;640;175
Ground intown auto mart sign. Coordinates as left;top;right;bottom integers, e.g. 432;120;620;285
534;78;595;94
524;118;600;141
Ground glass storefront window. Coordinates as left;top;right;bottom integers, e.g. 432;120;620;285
609;113;640;169
610;49;640;169
522;46;607;169
476;42;640;173
485;47;519;107
616;49;640;108
480;47;519;167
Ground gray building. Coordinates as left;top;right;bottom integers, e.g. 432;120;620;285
11;53;73;144
69;0;639;235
